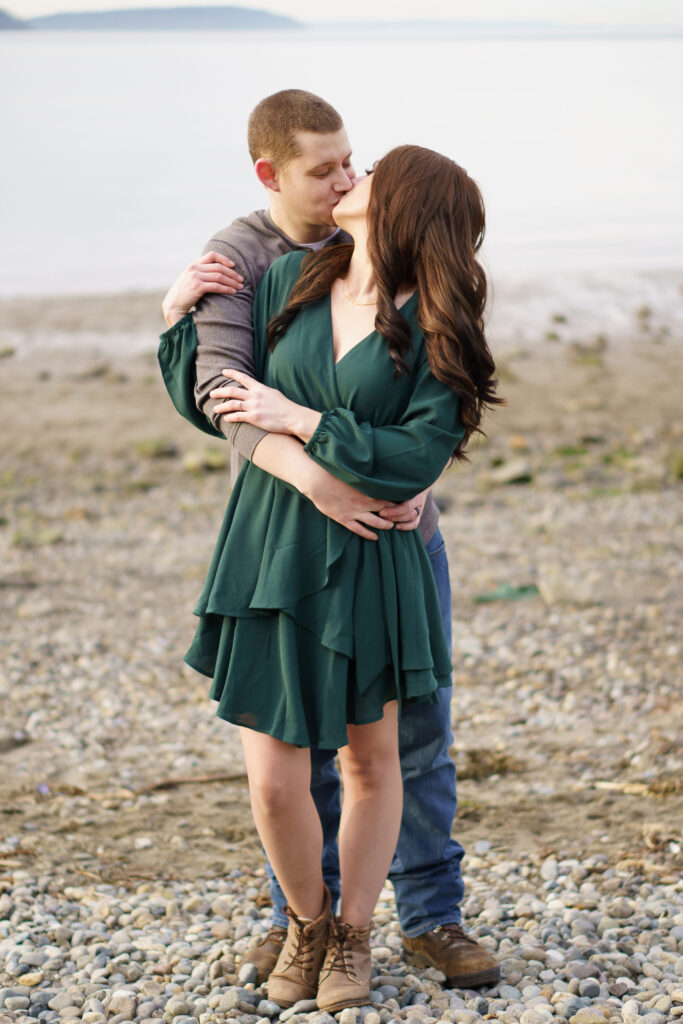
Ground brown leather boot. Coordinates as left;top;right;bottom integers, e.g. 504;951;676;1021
267;887;331;1008
317;918;373;1012
402;923;500;988
241;926;287;985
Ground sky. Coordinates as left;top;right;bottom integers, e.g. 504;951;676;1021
8;0;683;25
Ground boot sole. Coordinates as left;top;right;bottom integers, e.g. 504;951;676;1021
403;950;500;988
318;995;371;1013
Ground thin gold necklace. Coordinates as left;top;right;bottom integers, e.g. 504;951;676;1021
342;280;377;306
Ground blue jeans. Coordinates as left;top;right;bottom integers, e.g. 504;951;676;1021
268;527;465;936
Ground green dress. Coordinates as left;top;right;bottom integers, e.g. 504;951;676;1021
166;251;465;749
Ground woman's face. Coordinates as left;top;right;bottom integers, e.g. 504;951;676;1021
331;168;374;229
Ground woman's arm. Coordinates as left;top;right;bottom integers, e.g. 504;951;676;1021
215;358;464;504
162;251;244;328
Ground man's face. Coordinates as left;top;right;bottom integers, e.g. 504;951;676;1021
275;129;355;229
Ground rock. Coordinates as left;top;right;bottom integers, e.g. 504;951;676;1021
499;984;522;1000
4;997;30;1011
608;898;634;918
257;1000;283;1017
108;991;136;1017
163;995;192;1020
622;1000;641;1024
565;961;600;980
238;962;259;984
578;979;600;998
568;1011;610;1024
489;457;534;485
520;1009;553;1024
218;990;241;1011
280;1001;319;1021
540;857;558;881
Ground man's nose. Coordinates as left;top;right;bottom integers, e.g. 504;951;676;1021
333;166;355;191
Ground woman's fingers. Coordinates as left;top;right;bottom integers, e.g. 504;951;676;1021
221;368;253;385
210;384;245;399
201;251;236;268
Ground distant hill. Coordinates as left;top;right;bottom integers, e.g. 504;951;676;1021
23;6;301;30
0;8;26;29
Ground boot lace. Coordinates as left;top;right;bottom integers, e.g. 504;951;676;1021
436;923;478;947
279;914;317;971
322;923;362;981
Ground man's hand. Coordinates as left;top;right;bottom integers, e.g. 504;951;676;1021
162;252;244;327
379;488;430;532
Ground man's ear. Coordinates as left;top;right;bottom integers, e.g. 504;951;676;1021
254;158;279;192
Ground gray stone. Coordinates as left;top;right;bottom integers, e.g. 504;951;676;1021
622;1000;641;1024
256;1000;282;1018
568;1011;611;1024
163;995;192;1021
238;962;259;984
565;961;600;980
5;996;31;1011
578;978;600;998
0;989;24;1008
48;993;80;1011
540;857;559;881
30;991;57;1006
499;984;522;1000
338;1009;361;1024
108;991;137;1018
554;997;583;1019
519;1009;553;1024
218;990;241;1011
279;1000;319;1020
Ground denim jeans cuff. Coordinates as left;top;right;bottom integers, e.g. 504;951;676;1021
401;913;463;937
271;909;289;929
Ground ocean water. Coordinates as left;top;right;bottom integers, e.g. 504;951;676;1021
1;29;682;296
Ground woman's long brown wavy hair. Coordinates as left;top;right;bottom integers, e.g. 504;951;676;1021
267;144;503;457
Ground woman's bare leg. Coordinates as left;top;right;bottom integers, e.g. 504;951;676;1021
239;728;325;920
337;701;402;927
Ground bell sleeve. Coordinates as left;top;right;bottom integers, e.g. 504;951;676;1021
303;356;465;502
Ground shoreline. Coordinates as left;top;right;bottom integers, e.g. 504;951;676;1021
1;267;681;359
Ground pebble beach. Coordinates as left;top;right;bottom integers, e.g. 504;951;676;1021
1;272;682;1024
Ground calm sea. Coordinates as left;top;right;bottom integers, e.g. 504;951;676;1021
1;29;682;296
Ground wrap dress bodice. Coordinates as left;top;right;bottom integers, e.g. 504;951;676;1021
171;251;465;748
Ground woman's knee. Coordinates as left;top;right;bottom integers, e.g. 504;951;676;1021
240;729;310;816
249;772;298;816
341;716;400;790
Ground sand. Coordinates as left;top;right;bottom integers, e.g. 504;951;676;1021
0;281;681;887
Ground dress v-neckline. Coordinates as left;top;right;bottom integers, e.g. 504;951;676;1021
328;290;418;370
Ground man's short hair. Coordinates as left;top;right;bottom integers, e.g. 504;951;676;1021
248;89;344;168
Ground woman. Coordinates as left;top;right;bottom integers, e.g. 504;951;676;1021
176;145;499;1010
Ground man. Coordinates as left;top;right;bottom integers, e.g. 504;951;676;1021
161;89;499;989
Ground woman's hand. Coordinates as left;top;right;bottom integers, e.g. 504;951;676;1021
162;252;244;327
211;369;322;441
379;488;430;532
